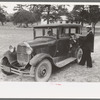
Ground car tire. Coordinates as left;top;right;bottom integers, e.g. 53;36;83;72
1;58;13;75
34;59;52;82
76;48;83;64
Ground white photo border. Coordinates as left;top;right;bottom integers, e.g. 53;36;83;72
0;1;100;99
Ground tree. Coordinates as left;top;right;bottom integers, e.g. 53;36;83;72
13;10;35;27
71;5;85;25
27;4;53;24
42;5;69;24
88;5;100;34
13;4;26;12
13;4;42;27
79;9;89;25
44;5;51;24
26;4;44;24
71;5;100;34
27;4;56;24
57;5;69;16
42;5;60;24
0;5;7;25
0;12;6;25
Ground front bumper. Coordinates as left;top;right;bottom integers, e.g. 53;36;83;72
1;65;35;77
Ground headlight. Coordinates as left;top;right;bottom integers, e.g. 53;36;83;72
9;45;14;52
26;47;32;54
24;42;33;54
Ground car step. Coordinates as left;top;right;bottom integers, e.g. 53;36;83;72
56;57;76;68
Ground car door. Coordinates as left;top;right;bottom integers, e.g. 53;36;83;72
55;27;70;57
47;28;58;57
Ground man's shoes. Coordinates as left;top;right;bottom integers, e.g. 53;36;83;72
87;66;92;68
79;63;85;66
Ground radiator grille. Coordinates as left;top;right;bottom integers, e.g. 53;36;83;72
17;45;27;54
17;45;30;66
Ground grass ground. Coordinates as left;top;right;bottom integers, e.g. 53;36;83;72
0;22;33;58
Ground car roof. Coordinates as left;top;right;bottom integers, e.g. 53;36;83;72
33;23;82;28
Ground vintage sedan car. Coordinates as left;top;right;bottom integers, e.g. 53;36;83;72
1;23;84;82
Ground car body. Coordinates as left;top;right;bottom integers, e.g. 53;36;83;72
1;23;87;82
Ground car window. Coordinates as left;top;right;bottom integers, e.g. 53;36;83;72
71;28;76;33
44;28;57;37
70;27;81;39
35;28;43;37
52;28;57;37
35;28;57;38
65;28;69;34
59;28;69;38
70;27;80;34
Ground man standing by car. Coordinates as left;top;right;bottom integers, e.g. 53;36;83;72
79;25;94;68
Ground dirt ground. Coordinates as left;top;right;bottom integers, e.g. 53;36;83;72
0;22;100;82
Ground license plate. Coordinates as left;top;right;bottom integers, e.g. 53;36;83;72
2;66;10;72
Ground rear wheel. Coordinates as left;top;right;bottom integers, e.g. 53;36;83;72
34;59;52;82
76;48;83;64
1;58;13;75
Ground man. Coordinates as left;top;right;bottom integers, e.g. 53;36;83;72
47;29;53;36
79;25;94;68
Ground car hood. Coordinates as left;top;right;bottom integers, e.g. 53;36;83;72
19;37;56;47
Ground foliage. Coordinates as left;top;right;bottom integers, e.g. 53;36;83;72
13;4;43;27
57;5;69;16
13;4;26;12
71;5;100;23
12;4;70;26
88;5;100;25
13;10;35;27
42;5;69;24
88;5;100;34
71;5;100;34
0;12;6;25
71;5;85;24
27;4;43;23
0;5;7;25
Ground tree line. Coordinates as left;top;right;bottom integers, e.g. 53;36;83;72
0;4;100;33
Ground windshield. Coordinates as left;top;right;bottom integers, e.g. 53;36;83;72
34;28;57;38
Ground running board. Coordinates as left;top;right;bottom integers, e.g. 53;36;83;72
56;57;76;68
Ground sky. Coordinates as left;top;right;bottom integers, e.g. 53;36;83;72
0;2;74;14
1;2;100;14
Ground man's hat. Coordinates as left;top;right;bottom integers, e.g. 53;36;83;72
86;25;92;30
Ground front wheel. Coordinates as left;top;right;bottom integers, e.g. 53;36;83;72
34;59;52;82
1;69;13;75
1;58;13;75
76;48;83;64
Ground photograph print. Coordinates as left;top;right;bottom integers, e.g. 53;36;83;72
0;2;99;82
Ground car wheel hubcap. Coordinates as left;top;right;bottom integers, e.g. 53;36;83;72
42;69;46;76
38;64;47;78
77;49;83;63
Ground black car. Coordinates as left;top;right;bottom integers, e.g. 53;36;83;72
1;23;85;82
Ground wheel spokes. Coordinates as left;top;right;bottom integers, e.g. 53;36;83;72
38;64;47;78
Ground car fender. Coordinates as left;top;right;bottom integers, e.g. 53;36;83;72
29;53;54;67
2;50;17;64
